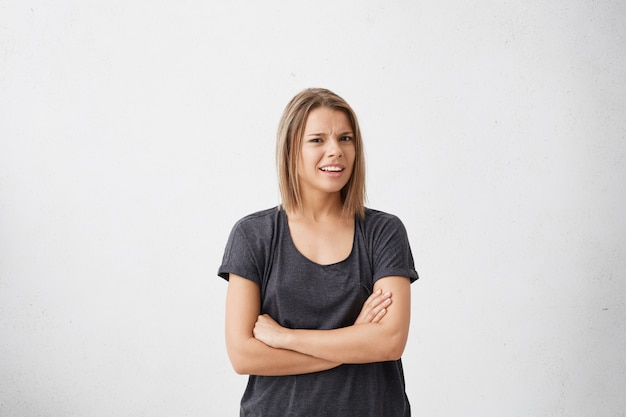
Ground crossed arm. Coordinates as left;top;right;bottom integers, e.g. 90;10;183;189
225;273;411;376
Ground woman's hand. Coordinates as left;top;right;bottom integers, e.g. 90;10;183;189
253;314;289;349
252;277;408;364
254;289;392;349
354;289;392;325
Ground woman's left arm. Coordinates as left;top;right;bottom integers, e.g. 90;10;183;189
253;275;411;364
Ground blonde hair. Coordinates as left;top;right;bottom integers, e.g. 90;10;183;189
276;88;366;218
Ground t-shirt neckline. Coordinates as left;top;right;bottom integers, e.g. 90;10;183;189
280;209;357;267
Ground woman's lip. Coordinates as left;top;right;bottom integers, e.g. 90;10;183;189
319;164;346;171
319;165;346;178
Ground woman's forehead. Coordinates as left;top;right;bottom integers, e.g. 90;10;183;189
303;107;352;133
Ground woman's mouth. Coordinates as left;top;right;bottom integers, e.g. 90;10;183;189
319;165;345;177
320;166;344;172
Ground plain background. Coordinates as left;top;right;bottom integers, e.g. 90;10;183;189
1;1;625;416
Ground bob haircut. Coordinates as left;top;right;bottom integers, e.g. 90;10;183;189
276;88;366;218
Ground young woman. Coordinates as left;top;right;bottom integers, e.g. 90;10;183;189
218;88;418;416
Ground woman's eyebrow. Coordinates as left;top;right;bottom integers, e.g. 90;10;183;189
305;130;354;136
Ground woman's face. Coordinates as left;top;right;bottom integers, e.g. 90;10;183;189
297;107;356;198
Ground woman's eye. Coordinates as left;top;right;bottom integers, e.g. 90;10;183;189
340;136;353;141
309;138;322;143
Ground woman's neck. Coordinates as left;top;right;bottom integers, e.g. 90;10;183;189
289;191;345;222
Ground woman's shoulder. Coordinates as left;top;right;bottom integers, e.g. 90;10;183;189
361;207;409;236
231;206;282;235
363;207;404;224
236;206;281;222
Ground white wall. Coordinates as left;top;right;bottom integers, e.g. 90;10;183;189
1;1;625;416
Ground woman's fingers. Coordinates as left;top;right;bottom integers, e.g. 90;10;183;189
368;296;392;323
354;289;392;324
371;306;388;323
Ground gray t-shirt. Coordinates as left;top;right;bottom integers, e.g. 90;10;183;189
219;207;418;417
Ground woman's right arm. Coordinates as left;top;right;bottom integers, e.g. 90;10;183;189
225;274;391;376
225;274;340;376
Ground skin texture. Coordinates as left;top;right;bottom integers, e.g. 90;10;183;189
226;275;396;375
224;107;412;375
297;107;356;203
253;276;411;364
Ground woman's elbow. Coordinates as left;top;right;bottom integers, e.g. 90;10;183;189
385;345;405;362
226;342;253;375
228;352;253;375
380;331;408;361
231;362;250;375
378;346;403;362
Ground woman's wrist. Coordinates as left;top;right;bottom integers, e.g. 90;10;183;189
280;328;295;351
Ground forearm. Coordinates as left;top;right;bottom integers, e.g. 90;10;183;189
228;335;340;376
226;274;340;376
255;277;412;364
283;322;406;364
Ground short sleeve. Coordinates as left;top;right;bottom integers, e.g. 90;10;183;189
370;213;419;283
217;222;261;285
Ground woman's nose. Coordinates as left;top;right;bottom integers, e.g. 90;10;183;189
326;138;343;157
